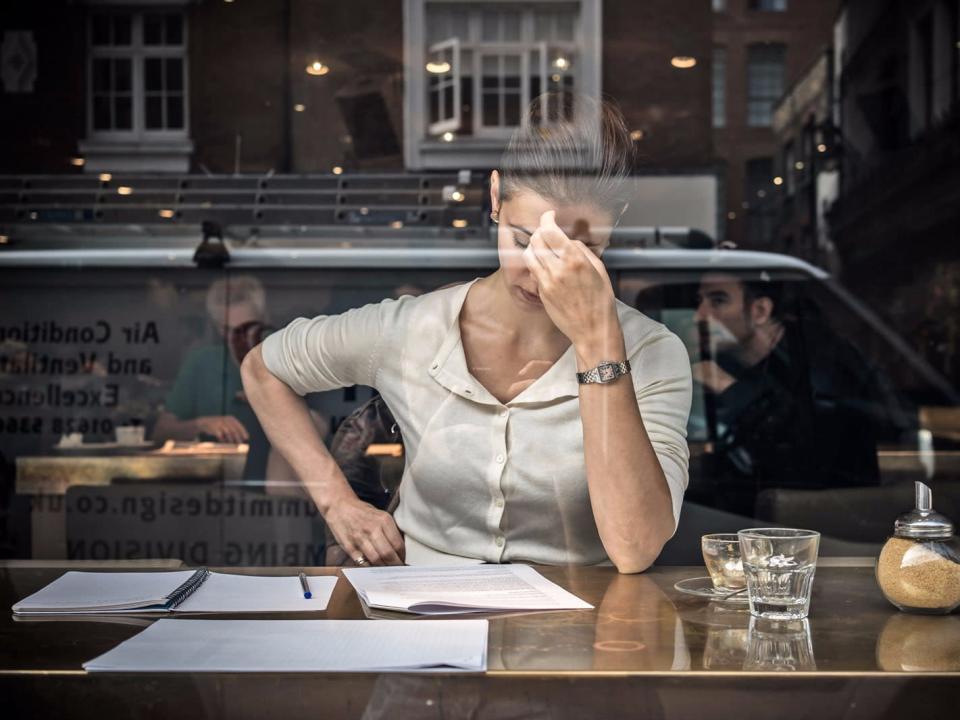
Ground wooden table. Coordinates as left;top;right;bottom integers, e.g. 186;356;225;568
3;562;958;719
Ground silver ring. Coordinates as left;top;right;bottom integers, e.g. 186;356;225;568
355;555;368;566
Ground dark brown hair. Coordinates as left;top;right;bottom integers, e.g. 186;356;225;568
498;93;635;220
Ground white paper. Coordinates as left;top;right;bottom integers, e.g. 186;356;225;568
175;573;337;613
83;619;488;672
12;571;196;614
342;565;593;615
12;571;337;615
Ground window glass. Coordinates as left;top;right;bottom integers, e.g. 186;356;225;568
747;43;786;127
88;11;187;137
712;46;726;128
143;14;163;45
113;15;132;46
749;0;788;10
744;156;775;244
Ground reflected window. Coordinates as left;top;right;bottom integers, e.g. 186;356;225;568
408;0;600;167
87;12;188;140
749;0;788;11
744;156;775;244
783;141;796;196
712;47;727;129
914;11;935;133
746;43;786;127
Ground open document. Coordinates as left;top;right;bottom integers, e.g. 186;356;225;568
342;564;593;615
83;619;488;673
13;570;338;615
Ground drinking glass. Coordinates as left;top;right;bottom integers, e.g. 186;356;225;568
702;533;746;591
738;528;820;620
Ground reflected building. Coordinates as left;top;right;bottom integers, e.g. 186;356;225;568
828;0;960;389
710;0;839;248
0;0;719;237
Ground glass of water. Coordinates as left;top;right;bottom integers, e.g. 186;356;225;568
738;528;820;620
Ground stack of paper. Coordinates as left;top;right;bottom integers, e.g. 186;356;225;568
83;619;488;672
342;564;593;615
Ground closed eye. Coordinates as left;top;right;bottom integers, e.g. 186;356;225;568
510;225;532;249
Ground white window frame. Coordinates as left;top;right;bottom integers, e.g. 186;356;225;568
427;37;462;134
473;45;530;139
403;0;602;170
86;11;190;143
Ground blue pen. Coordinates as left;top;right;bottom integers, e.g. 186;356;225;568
299;572;312;599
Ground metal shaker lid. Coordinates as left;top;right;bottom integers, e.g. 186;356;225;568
894;481;955;539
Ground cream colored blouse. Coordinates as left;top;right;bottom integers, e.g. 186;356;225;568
261;280;692;566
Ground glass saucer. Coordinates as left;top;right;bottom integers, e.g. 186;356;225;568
674;576;749;604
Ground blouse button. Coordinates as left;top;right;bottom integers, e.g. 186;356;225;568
495;498;504;508
495;536;504;547
499;408;508;417
495;454;505;464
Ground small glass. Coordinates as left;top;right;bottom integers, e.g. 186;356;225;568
701;533;746;591
738;528;820;620
742;616;816;671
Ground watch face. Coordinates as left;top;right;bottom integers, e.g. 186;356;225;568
598;364;617;382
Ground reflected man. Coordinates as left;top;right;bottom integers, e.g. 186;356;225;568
152;276;271;479
691;272;881;516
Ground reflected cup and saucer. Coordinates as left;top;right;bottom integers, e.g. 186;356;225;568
674;577;749;605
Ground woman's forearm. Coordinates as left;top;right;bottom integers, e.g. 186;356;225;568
240;344;355;515
575;322;675;574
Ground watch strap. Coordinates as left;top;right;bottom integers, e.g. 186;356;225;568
576;359;631;385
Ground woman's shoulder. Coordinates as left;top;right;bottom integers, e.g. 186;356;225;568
614;299;678;348
386;280;473;324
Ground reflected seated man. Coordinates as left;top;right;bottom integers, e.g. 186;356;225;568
691;271;883;517
152;276;284;482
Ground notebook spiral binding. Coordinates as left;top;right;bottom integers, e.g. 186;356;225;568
166;568;211;610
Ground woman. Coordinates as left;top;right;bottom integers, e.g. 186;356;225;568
241;96;692;573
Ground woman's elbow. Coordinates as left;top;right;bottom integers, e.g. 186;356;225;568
609;524;673;574
611;547;661;575
240;344;270;388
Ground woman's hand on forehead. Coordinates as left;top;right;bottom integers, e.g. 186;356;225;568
531;210;593;253
522;210;617;346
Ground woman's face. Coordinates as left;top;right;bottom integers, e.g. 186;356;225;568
491;172;616;311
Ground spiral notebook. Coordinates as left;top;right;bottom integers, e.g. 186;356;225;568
12;569;338;615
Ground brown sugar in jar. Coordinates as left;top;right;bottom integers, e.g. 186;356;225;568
877;537;960;613
876;482;960;615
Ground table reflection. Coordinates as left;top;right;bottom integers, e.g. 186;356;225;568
591;572;688;671
876;614;960;672
743;617;816;671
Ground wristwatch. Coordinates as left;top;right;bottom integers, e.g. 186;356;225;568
576;359;632;385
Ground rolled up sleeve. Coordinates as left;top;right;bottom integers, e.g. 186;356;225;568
631;331;693;531
260;298;398;396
